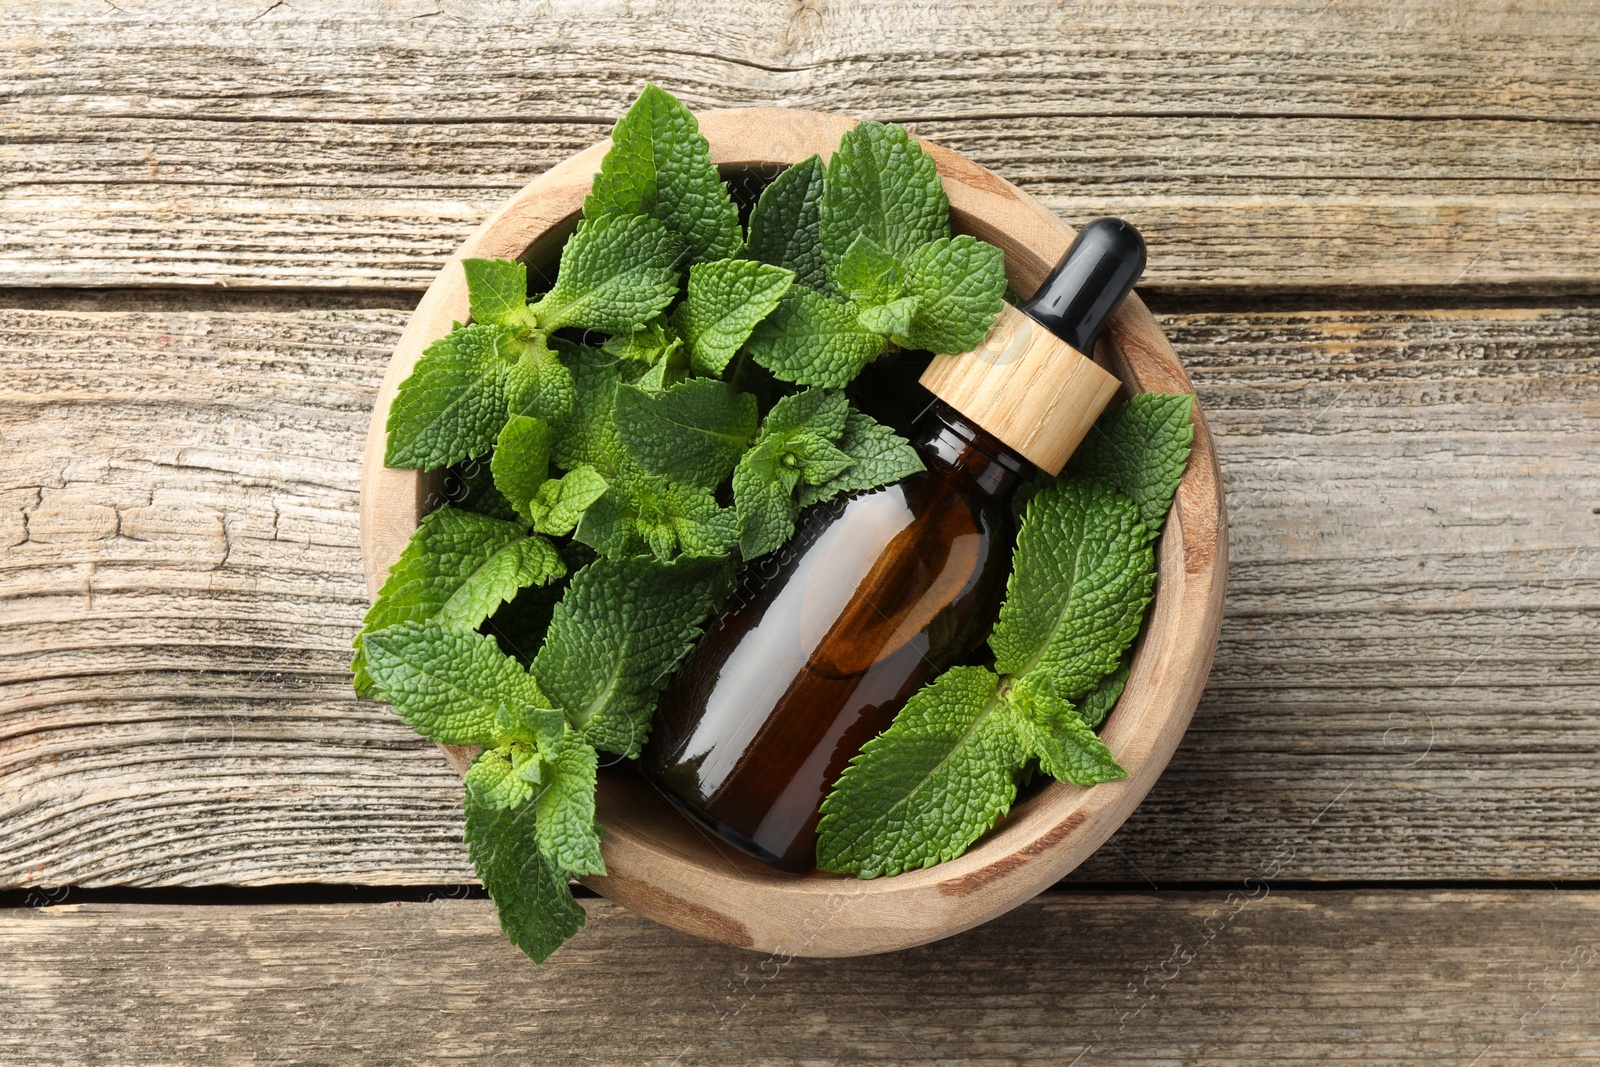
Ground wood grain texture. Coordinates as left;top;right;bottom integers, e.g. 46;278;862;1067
0;308;473;886
358;107;1226;956
3;0;1598;291
3;892;1599;1064
2;302;1597;887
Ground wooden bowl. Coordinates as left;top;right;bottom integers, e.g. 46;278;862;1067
359;108;1227;958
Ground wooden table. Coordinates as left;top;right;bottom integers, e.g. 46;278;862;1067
3;2;1597;1063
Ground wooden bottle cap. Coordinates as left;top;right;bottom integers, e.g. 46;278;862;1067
918;302;1121;476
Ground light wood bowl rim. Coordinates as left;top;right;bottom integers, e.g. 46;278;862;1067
358;107;1228;958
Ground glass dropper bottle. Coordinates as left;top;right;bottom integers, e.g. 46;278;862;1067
644;218;1148;871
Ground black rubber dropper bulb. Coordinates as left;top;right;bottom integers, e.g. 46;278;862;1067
1020;217;1148;355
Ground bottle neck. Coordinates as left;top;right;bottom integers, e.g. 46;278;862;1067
912;401;1031;498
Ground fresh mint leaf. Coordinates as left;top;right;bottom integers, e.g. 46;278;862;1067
732;440;798;559
464;742;540;810
1012;674;1127;786
624;465;739;562
551;343;626;476
820;120;949;265
491;415;552;522
463;257;534;330
758;390;855;488
602;317;680;368
631;339;691;392
787;433;855;486
673;258;794;377
1068;393;1196;539
505;333;576;426
1078;656;1131;729
571;481;642;559
385;323;520;470
363;620;562;747
408;523;563;631
857;295;918;337
832;232;904;306
533;731;605;876
742;285;888;388
900;235;1007;354
529;214;686;334
351;507;565;694
464;786;585;963
816;666;1028;877
605;319;695;393
532;556;730;757
576;461;737;564
732;432;853;558
644;481;739;561
529;465;609;537
732;389;859;557
762;386;851;441
494;695;565;749
584;83;742;265
990;478;1155;700
668;496;741;558
796;409;925;507
614;378;759;488
744;155;831;292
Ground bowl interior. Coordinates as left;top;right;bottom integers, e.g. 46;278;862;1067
361;109;1227;957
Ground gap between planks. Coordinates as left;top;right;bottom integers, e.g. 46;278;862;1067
12;878;1600;910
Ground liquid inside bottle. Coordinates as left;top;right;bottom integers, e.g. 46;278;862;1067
644;403;1027;871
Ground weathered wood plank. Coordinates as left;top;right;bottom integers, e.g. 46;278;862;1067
3;893;1598;1064
3;0;1598;291
1;304;1597;886
0;308;475;886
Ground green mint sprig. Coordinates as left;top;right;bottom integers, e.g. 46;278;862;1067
674;258;795;377
363;82;1020;963
732;388;923;559
741;122;1008;388
350;507;565;697
361;551;727;962
584;84;744;266
742;154;829;292
816;395;1194;878
614;377;760;488
533;556;731;759
574;457;739;563
491;416;610;537
385;214;688;471
463;740;591;961
1068;391;1197;537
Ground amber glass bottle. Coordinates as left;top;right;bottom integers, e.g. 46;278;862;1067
644;218;1147;871
646;404;1025;868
